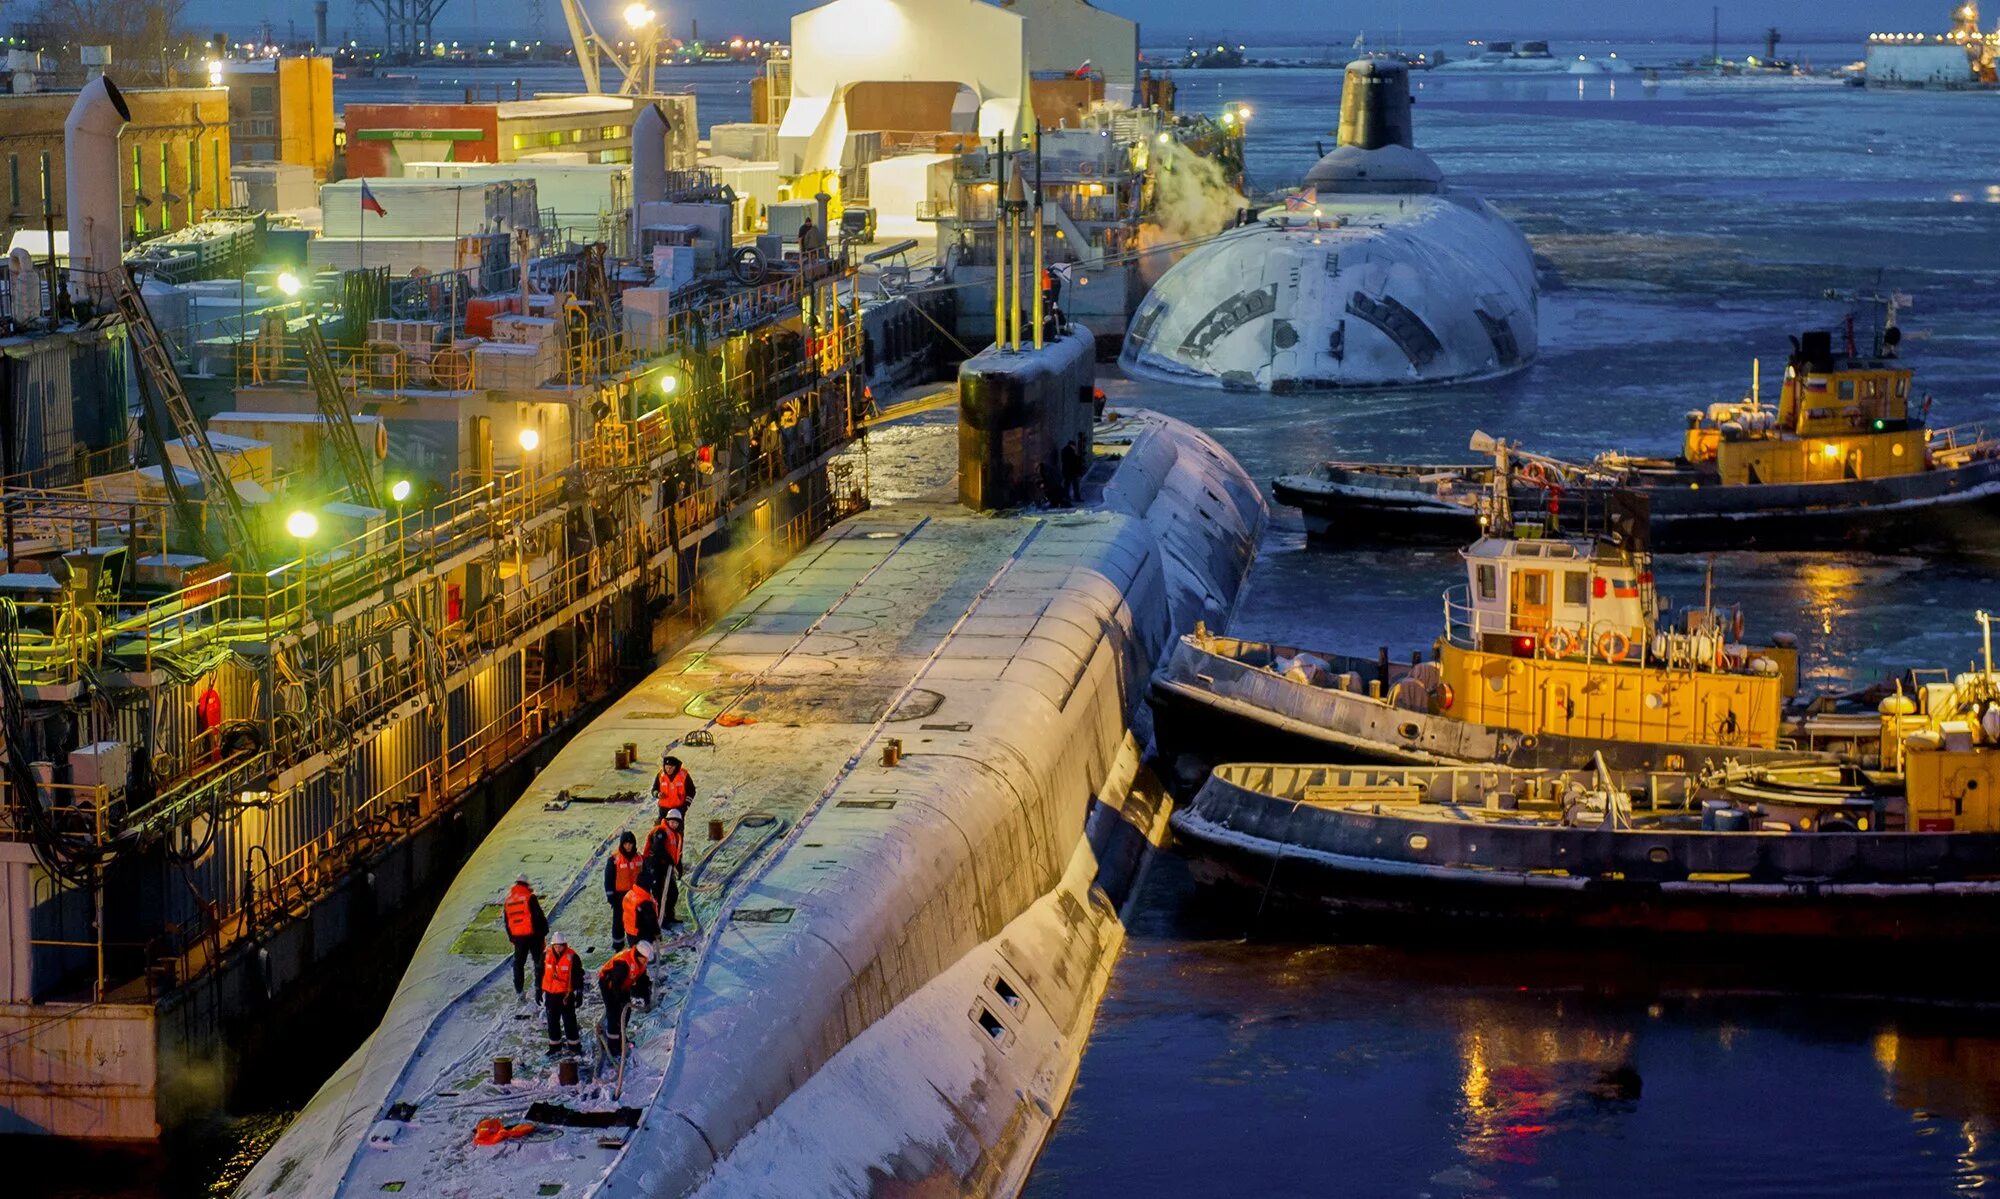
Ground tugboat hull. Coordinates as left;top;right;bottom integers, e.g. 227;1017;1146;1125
1173;766;2000;944
1277;457;2000;552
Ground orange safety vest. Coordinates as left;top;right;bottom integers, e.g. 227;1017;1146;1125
503;883;537;937
542;946;578;995
598;946;644;989
610;848;644;893
656;769;690;813
622;885;656;937
654;819;684;869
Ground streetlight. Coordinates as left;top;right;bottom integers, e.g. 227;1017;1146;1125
276;271;301;297
285;510;318;540
518;427;541;452
206;59;223;87
623;4;658;95
389;479;412;574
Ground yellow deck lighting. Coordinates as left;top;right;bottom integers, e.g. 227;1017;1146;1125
276;271;302;297
518;428;541;452
660;373;679;396
286;510;319;540
390;479;413;503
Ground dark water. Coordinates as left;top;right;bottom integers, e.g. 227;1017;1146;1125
1035;52;2000;1199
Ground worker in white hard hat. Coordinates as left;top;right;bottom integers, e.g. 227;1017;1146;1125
541;929;583;1056
596;939;655;1057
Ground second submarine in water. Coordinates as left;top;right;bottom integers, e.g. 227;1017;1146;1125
1122;59;1538;392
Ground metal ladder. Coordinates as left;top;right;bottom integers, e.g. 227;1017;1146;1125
109;269;262;568
297;316;381;508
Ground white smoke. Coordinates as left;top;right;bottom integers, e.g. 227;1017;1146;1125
1134;140;1249;285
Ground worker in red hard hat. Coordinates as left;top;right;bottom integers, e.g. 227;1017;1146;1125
603;830;644;950
501;873;548;1002
597;940;655;1057
541;930;583;1056
652;753;695;821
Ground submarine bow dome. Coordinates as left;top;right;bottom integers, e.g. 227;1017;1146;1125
1120;60;1538;392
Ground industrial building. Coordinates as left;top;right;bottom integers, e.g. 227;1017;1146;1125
1;82;232;252
341;94;697;178
222;57;336;180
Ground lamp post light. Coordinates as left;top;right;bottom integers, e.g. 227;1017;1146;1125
623;4;659;96
286;509;319;606
390;479;412;575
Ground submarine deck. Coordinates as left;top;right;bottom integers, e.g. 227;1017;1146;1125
253;501;1154;1196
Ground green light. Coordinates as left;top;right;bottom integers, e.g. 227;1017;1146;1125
1872;419;1886;431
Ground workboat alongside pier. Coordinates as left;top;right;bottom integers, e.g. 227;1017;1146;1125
233;335;1264;1196
1275;302;2000;550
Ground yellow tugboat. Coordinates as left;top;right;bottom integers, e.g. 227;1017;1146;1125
1155;467;1806;772
1277;295;2000;550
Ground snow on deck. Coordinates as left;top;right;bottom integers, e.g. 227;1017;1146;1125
237;410;1264;1199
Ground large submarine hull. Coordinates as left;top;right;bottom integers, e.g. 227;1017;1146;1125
234;390;1263;1197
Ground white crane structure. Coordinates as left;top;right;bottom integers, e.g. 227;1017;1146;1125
559;0;662;95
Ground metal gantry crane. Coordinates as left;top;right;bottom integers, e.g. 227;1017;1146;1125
110;269;263;570
359;0;453;59
558;0;661;96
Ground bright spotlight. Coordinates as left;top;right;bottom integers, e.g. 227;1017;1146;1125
660;373;679;396
389;479;412;503
285;510;319;539
276;271;301;297
206;59;224;87
518;428;541;452
623;3;655;28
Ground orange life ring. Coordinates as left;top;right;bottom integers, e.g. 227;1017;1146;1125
1543;627;1577;658
1437;682;1455;711
1597;630;1631;663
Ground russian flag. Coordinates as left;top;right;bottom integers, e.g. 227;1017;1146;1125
361;180;388;218
1611;578;1639;598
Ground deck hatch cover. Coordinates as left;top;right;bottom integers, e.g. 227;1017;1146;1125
733;907;796;924
836;799;897;810
449;904;513;955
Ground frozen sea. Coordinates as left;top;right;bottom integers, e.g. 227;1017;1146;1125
1033;46;2000;1199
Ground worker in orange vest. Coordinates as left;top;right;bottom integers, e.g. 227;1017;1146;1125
502;874;548;1001
597;940;655;1056
622;878;661;947
644;808;685;925
652;753;695;821
602;831;644;950
541;930;583;1056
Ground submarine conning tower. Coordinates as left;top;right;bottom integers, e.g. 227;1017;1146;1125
1306;59;1443;196
1335;57;1414;151
958;325;1098;511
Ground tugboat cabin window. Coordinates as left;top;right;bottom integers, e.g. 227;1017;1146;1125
1477;564;1497;600
1563;571;1588;606
1838;380;1855;400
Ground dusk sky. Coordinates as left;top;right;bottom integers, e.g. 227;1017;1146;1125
178;0;1968;40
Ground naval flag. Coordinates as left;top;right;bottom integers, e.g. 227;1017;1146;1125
361;180;388;218
1283;186;1318;212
